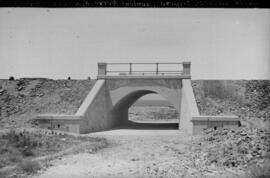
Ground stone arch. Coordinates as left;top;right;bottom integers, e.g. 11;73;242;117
113;90;156;111
109;86;181;123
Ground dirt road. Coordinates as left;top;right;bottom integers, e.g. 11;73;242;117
33;124;244;178
33;130;182;177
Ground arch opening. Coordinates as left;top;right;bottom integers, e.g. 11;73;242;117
111;90;180;130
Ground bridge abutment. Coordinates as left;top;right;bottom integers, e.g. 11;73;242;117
35;62;240;134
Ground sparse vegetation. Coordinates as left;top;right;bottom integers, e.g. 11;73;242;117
191;80;270;178
0;129;107;176
0;79;95;129
186;127;270;178
18;160;41;174
129;106;178;121
8;76;15;81
192;80;270;120
0;79;269;177
245;80;270;115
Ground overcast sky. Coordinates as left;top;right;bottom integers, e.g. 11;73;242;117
0;8;269;79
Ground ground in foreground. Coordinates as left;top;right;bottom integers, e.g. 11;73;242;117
0;129;107;178
33;128;246;178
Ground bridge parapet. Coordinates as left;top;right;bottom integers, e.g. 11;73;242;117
97;62;191;79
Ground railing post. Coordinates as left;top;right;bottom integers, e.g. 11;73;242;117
129;63;132;75
182;62;191;75
98;62;107;76
156;63;159;75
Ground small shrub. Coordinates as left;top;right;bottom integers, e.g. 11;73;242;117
9;76;15;80
19;160;41;174
22;147;34;157
9;153;22;163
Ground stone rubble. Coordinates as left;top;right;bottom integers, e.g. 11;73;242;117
187;127;270;177
0;79;94;128
192;80;270;120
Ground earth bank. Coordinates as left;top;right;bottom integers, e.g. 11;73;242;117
0;79;269;177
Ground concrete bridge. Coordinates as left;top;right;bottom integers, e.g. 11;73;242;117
36;62;240;135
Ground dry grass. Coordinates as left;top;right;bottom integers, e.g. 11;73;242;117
18;160;41;174
129;106;179;121
192;80;270;121
0;129;107;176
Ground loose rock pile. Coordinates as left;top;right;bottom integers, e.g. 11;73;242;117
189;127;270;177
203;128;269;166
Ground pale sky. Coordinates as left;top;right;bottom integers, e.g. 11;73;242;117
0;8;269;79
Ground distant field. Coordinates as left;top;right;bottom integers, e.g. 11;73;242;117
133;100;172;107
129;106;179;122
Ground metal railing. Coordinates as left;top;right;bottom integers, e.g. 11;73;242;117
104;62;183;76
97;62;191;77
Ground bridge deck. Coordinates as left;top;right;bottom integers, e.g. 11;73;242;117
97;75;191;79
97;62;191;79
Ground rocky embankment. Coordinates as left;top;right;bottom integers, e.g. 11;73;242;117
1;79;269;130
0;78;94;129
192;80;270;129
191;80;270;177
189;127;270;177
0;79;270;177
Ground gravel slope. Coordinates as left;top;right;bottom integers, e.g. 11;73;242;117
0;78;95;129
192;80;270;130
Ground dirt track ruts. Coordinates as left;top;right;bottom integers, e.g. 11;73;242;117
33;129;243;178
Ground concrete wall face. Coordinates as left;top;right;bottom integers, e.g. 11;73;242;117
79;81;114;133
179;88;193;134
192;120;240;135
37;121;80;133
110;87;181;111
106;79;182;125
76;78;183;132
107;79;182;108
179;79;200;134
35;115;82;133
